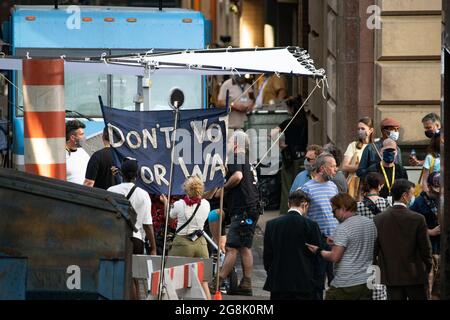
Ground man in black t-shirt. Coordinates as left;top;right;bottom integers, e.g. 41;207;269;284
366;139;408;200
217;130;260;296
84;127;118;190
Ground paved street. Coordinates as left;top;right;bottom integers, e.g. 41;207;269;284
222;210;279;300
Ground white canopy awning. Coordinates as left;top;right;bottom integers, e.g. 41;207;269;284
0;47;325;78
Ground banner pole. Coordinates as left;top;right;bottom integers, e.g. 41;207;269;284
215;187;225;295
157;103;179;300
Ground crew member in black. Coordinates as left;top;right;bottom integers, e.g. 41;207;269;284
84;126;118;189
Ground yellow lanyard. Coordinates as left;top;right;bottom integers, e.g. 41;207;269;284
380;162;395;194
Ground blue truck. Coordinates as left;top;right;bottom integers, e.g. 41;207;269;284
2;5;209;169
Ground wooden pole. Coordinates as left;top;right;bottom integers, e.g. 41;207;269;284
215;187;225;294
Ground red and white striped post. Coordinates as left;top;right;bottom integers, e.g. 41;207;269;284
22;59;66;179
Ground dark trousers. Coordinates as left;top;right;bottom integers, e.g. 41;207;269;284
132;237;144;255
386;285;427;300
313;240;334;300
270;292;314;300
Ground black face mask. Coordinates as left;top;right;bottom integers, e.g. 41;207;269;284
383;150;395;164
425;130;435;139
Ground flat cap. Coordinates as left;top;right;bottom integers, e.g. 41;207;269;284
380;117;401;128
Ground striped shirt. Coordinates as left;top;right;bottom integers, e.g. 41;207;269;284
300;179;338;237
331;215;377;288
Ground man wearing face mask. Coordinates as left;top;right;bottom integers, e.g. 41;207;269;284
409;172;441;299
373;179;432;300
290;144;324;193
300;153;339;299
409;113;441;167
65;119;90;185
357;118;402;178
366;139;408;202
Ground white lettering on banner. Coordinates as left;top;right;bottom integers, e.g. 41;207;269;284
108;122;226;152
142;128;158;149
126;131;142;149
191;119;208;144
178;154;224;182
206;123;222;143
160;127;174;149
141;166;154;184
154;164;169;186
178;155;210;181
109;124;125;148
210;153;226;180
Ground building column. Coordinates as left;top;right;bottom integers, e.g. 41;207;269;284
441;0;450;300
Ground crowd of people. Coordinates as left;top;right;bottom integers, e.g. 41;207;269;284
265;112;442;300
64;119;263;299
64;88;443;300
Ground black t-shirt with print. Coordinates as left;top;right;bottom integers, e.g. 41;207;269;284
226;153;259;211
85;147;117;190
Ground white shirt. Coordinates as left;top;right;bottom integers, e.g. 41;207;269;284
255;77;269;108
289;208;304;216
170;199;210;235
393;202;407;208
66;147;90;185
108;182;153;241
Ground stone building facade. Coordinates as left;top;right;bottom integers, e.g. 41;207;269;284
308;0;442;155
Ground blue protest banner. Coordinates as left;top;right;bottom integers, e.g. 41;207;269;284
101;104;228;195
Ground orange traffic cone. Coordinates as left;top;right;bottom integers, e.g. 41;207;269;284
214;290;222;300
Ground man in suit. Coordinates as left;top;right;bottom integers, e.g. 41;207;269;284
263;190;323;300
374;179;432;300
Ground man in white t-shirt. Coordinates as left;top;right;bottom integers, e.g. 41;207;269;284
108;158;157;300
65;120;90;184
107;158;156;256
217;76;254;129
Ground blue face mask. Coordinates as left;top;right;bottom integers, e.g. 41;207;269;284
383;150;395;164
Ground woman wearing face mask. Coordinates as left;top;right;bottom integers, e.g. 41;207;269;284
342;117;375;199
366;139;408;202
421;133;441;193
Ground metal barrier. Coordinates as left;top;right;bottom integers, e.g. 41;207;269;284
132;255;213;300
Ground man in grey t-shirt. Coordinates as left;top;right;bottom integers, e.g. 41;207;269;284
307;193;377;300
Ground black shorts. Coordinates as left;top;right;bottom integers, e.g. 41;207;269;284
226;206;260;249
